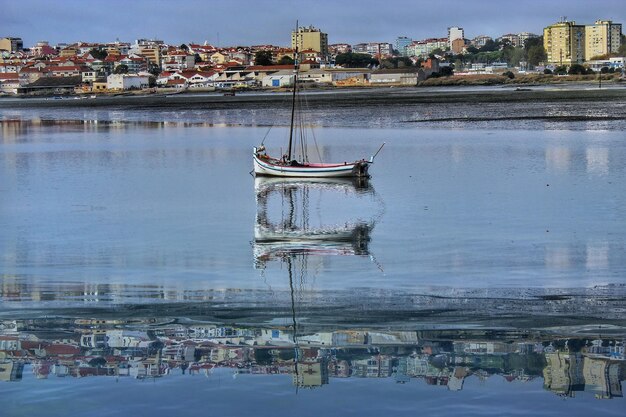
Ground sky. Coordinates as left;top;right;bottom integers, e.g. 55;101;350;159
2;0;625;48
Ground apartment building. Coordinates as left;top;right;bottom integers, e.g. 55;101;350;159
291;26;329;61
395;36;412;57
0;37;23;53
585;20;622;59
543;20;586;66
448;27;464;49
471;35;493;48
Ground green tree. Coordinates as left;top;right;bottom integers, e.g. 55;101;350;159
568;63;587;75
479;39;500;52
440;66;454;76
335;52;377;68
524;36;547;67
554;65;567;75
88;357;107;367
430;48;444;56
505;47;525;67
380;56;413;69
89;48;107;60
180;43;189;51
113;64;128;74
254;50;274;66
277;55;294;65
503;70;515;79
254;348;273;365
278;349;296;361
148;65;161;77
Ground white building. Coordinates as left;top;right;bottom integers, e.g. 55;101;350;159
448;26;464;49
586;57;625;72
262;72;295;87
106;74;149;90
105;330;151;348
352;42;393;57
370;72;418;85
518;32;539;47
471;35;493;48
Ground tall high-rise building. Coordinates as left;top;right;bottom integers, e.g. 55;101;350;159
543;20;585;66
448;27;464;49
585;20;622;59
291;26;329;61
395;36;412;56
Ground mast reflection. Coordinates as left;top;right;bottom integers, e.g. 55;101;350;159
253;176;380;388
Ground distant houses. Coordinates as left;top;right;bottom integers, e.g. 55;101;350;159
0;18;624;97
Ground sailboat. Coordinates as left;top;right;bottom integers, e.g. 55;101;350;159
253;26;383;178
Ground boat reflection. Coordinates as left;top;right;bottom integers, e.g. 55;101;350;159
253;176;379;269
252;176;382;388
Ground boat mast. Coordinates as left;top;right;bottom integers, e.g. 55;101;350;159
287;21;299;162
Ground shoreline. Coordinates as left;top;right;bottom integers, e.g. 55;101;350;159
1;83;626;109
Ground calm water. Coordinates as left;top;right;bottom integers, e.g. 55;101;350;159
0;95;625;415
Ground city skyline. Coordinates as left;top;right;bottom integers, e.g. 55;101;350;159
2;0;625;48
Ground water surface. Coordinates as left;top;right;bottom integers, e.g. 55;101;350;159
1;95;625;416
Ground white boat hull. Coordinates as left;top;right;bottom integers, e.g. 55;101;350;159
253;149;370;178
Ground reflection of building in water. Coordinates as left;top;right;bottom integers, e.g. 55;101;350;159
545;246;571;270
586;147;609;176
293;357;329;388
352;355;393;378
448;367;469;391
1;316;625;400
586;241;609;271
543;349;624;399
543;352;585;397
0;361;24;381
33;361;53;379
329;359;350;378
455;341;517;355
405;355;439;377
583;357;623;399
545;146;571;173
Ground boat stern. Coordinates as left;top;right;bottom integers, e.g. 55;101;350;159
353;160;371;178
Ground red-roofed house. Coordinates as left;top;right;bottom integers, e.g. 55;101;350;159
19;67;51;84
0;62;22;73
188;44;217;62
0;72;20;94
44;344;82;357
172;70;218;84
47;65;83;77
165;78;187;89
31;41;58;57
